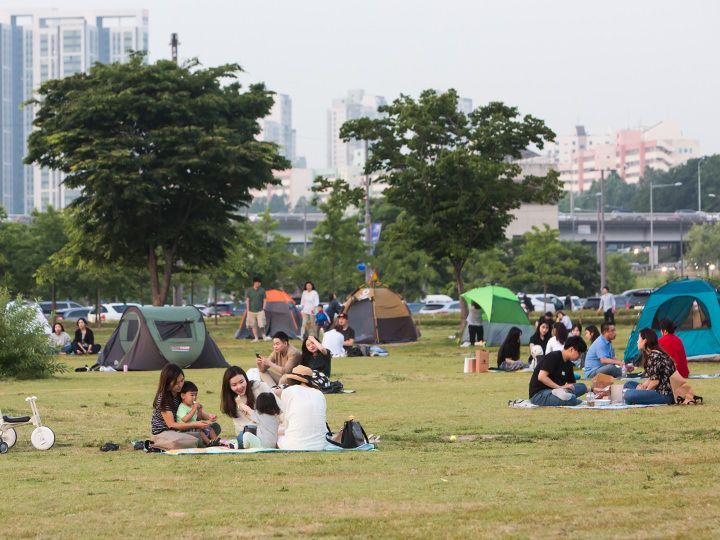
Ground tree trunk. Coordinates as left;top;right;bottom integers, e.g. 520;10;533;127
148;247;161;306
148;246;174;306
95;286;101;328
452;259;466;334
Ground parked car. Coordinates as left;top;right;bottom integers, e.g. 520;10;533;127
558;295;582;311
421;294;454;304
39;300;84;316
418;301;461;315
621;288;654;309
202;303;234;317
406;302;425;314
614;294;630;310
583;297;600;310
87;303;141;323
519;293;562;313
55;307;92;323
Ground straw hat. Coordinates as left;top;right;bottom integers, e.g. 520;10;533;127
285;365;315;386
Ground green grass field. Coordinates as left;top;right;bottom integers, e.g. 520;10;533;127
2;316;720;538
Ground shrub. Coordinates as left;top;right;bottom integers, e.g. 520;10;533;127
0;289;66;378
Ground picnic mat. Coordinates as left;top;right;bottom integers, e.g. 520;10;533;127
164;443;376;455
688;374;720;379
559;403;665;410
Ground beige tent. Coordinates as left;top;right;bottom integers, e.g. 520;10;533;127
343;285;420;344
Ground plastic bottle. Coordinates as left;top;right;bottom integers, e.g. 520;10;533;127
586;391;595;407
621;363;627;379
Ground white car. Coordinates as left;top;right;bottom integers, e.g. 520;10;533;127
558;295;583;311
518;294;562;313
418;301;461;315
421;294;454;304
87;303;141;323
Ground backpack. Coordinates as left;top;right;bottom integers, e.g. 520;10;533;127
326;418;369;449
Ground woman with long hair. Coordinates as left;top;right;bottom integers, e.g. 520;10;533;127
149;364;209;450
545;322;569;353
528;321;550;363
584;325;600;344
623;328;678;405
497;327;526;371
300;281;320;340
301;335;332;377
221;366;278;435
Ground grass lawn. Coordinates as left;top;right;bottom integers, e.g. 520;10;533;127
2;316;720;538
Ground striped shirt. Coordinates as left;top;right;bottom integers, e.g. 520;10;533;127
151;393;180;435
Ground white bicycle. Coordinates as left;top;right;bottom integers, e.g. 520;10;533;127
0;396;55;453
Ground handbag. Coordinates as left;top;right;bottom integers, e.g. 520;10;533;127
326;418;369;448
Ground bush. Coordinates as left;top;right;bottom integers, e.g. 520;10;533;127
0;289;66;378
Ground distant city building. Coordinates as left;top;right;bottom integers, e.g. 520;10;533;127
259;93;297;165
326;89;386;169
539;121;700;192
0;9;148;214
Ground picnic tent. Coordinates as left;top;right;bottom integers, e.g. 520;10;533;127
343;285;419;344
98;306;229;370
460;286;533;346
624;278;720;362
235;289;302;339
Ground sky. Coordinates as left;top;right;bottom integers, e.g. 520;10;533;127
17;0;720;168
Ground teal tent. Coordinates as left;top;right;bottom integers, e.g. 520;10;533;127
460;286;533;346
624;279;720;362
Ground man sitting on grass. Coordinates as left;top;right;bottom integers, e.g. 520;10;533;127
583;322;633;379
528;336;588;407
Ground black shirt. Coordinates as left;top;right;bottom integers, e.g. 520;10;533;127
528;351;576;398
305;350;332;378
340;326;355;344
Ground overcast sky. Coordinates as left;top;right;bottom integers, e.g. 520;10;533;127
18;0;720;167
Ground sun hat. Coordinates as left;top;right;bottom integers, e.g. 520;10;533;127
284;365;315;386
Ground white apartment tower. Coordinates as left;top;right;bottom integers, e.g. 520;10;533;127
327;89;386;169
0;9;148;214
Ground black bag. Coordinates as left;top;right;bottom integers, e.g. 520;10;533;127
326;418;369;449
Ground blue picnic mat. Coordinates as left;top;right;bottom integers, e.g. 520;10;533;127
688;374;720;379
164;443;376;455
559;403;665;410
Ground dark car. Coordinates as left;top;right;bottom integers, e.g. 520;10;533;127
55;307;91;323
623;289;653;309
614;295;630;310
583;297;600;310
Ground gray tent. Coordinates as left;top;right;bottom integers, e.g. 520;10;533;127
99;306;229;371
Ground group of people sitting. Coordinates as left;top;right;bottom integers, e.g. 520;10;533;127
48;318;101;355
494;309;700;407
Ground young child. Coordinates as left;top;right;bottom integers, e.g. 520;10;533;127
315;305;331;336
240;392;283;449
176;381;221;446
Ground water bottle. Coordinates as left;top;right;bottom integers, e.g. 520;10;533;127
586;391;595;407
621;363;627;379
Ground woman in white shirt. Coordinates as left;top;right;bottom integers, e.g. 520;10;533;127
300;281;320;340
277;365;327;451
545;322;569;353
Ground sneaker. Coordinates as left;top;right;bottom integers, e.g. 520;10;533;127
262;335;271;341
251;338;259;343
460;342;471;348
476;341;486;347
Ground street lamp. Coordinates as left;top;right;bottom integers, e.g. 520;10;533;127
650;181;682;270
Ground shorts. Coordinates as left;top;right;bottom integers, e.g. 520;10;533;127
246;310;266;329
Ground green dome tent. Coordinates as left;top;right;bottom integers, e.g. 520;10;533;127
99;306;229;370
460;286;533;346
624;279;720;363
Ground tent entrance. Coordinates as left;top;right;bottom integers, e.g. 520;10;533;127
651;296;711;331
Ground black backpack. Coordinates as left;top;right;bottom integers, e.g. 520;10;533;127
326;418;369;449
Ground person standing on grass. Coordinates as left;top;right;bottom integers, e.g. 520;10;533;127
528;336;588;406
583;322;633;379
466;301;484;346
598;286;616;324
325;292;343;324
658;319;690;378
149;364;209;450
623;328;678;405
300;281;320;340
245;277;269;342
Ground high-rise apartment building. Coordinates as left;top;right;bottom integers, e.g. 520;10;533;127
327;89;386;169
0;9;148;214
541;121;699;192
259;93;296;165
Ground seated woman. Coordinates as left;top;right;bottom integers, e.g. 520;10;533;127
527;321;550;363
545;322;568;354
496;327;527;371
149;364;210;450
220;365;278;436
623;328;677;405
277;365;328;451
72;318;100;355
49;322;72;354
302;335;332;377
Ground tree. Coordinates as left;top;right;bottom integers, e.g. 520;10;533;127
25;54;287;305
606;253;635;293
306;177;366;295
341;90;560;319
508;226;581;307
686;223;720;276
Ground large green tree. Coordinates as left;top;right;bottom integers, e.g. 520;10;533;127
686;223;720;276
341;90;560;318
25;54;287;305
606;253;636;293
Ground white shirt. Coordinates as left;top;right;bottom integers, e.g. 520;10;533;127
561;314;572;330
599;293;615;312
300;290;320;316
466;306;483;326
277;384;327;450
545;336;564;353
322;329;346;357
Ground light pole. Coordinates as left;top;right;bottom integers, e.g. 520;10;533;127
650;181;682;270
